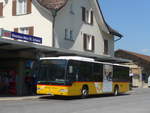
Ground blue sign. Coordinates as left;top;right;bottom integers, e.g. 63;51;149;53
11;32;42;44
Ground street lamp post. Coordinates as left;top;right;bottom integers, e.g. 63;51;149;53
51;9;57;48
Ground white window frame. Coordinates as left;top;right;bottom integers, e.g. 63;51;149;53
86;35;93;51
84;8;93;24
19;27;29;34
16;0;27;15
70;30;74;41
65;29;74;41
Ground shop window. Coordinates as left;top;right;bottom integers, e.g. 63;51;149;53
82;7;93;25
83;33;95;51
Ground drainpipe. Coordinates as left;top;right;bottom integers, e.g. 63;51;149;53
51;9;57;48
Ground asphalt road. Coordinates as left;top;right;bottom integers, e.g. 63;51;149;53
0;88;150;113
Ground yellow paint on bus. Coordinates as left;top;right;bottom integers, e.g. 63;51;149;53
37;82;129;96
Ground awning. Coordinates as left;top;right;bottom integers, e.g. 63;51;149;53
0;37;130;63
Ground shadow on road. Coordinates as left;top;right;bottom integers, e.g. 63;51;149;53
39;93;130;101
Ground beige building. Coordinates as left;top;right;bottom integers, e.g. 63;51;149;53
115;49;150;88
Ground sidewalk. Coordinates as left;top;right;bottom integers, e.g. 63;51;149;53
0;95;47;101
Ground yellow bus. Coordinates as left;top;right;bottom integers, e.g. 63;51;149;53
35;56;130;98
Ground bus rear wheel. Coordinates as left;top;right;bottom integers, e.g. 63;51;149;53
114;86;119;96
81;87;88;98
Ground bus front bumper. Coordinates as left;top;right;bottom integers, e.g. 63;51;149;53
37;85;69;96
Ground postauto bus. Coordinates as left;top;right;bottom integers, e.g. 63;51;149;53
34;56;130;98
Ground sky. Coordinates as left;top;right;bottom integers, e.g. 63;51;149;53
99;0;150;55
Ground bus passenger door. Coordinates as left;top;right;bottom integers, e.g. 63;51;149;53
103;64;113;93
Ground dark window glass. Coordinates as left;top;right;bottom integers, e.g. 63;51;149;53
104;39;108;54
113;66;129;82
92;63;103;82
78;61;92;82
67;61;103;82
37;60;67;84
66;60;79;82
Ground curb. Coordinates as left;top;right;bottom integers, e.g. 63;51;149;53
0;95;46;101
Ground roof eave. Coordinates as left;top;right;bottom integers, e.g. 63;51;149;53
108;25;123;37
96;0;123;38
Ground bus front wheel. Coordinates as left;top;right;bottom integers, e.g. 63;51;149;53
81;86;88;98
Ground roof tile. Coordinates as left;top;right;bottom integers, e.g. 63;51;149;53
116;49;150;62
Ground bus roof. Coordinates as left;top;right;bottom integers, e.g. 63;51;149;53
40;56;129;68
40;56;95;62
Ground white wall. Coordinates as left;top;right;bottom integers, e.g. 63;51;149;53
55;0;114;56
0;0;53;47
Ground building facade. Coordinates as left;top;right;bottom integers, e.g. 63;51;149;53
115;49;150;88
0;0;123;96
0;0;122;56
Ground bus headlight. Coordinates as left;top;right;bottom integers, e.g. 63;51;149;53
59;89;68;92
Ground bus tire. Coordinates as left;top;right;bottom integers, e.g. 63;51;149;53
114;86;119;96
81;86;88;98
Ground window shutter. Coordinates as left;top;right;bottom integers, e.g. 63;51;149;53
28;26;34;35
91;11;93;25
14;28;18;40
82;7;86;22
0;2;3;17
83;34;87;50
14;28;18;32
27;0;32;14
12;0;16;16
92;36;95;51
104;39;108;54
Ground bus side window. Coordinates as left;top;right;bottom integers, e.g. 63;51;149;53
113;66;130;82
69;66;73;74
78;61;92;82
67;60;79;82
93;63;103;82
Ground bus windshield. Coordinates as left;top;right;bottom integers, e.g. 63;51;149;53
37;59;67;84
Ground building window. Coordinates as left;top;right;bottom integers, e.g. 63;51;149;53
104;39;108;55
19;27;29;34
16;0;27;15
65;28;69;39
70;30;73;40
82;7;93;25
65;29;74;41
70;3;75;15
83;33;95;51
12;0;32;16
0;2;3;17
14;26;34;35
